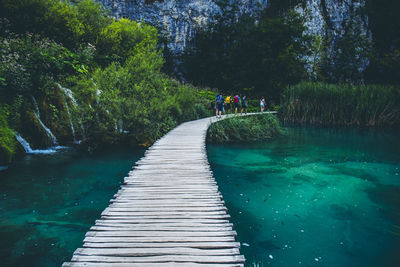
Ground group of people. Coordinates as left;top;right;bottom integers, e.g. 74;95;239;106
214;93;267;118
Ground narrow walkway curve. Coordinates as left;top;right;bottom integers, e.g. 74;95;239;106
63;112;276;267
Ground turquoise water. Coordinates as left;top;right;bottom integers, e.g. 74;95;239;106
208;126;400;267
0;147;144;267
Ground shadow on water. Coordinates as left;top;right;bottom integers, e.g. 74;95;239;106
224;201;281;263
366;184;400;224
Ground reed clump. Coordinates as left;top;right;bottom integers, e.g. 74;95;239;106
207;114;284;143
280;82;400;127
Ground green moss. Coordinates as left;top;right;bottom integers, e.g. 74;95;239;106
0;108;17;164
207;114;284;143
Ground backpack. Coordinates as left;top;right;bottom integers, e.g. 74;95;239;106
216;95;224;104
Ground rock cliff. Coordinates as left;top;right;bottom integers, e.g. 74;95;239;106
96;0;369;56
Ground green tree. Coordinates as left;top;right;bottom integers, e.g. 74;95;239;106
182;3;309;102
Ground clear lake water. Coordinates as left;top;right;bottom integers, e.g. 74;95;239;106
208;126;400;267
0;147;144;266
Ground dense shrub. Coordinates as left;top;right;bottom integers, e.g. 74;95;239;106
280;82;400;126
207;114;284;143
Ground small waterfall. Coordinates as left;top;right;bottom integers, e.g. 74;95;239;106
15;134;63;154
31;96;58;145
56;83;78;107
15;134;33;153
64;100;76;141
119;119;123;133
56;83;85;141
57;84;76;141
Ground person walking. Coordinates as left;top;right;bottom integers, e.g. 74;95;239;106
241;95;248;114
225;95;232;114
215;92;225;118
260;96;266;112
234;94;240;115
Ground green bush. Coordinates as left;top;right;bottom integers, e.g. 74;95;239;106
207;114;284;143
280;82;400;126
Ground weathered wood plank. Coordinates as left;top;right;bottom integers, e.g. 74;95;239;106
83;236;237;243
64;262;244;267
74;247;240;256
70;255;246;263
82;241;240;249
92;224;233;230
103;206;227;212
85;230;237;237
90;225;233;232
101;214;231;220
95;219;231;224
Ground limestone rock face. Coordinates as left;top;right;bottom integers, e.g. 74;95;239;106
96;0;369;68
298;0;370;70
96;0;268;53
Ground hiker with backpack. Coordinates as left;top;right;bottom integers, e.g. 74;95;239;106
233;94;240;115
260;96;266;112
225;95;232;114
241;95;248;114
215;92;225;118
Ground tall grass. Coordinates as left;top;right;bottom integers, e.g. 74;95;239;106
280;82;400;127
207;114;284;143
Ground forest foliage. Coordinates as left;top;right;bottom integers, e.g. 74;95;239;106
182;0;310;103
180;0;400;104
0;0;208;163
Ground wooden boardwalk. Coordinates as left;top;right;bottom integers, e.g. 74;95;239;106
63;116;247;266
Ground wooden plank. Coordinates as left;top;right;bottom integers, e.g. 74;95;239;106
109;200;225;205
89;225;233;232
100;211;228;216
64;263;244;267
103;207;227;213
93;222;233;228
108;205;226;209
85;230;237;237
99;214;231;219
82;241;240;249
95;219;231;224
71;255;245;263
83;236;236;243
74;247;240;256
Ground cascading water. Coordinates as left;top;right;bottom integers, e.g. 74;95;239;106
57;84;76;141
31;96;58;145
15;134;33;153
56;83;85;141
15;134;59;154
